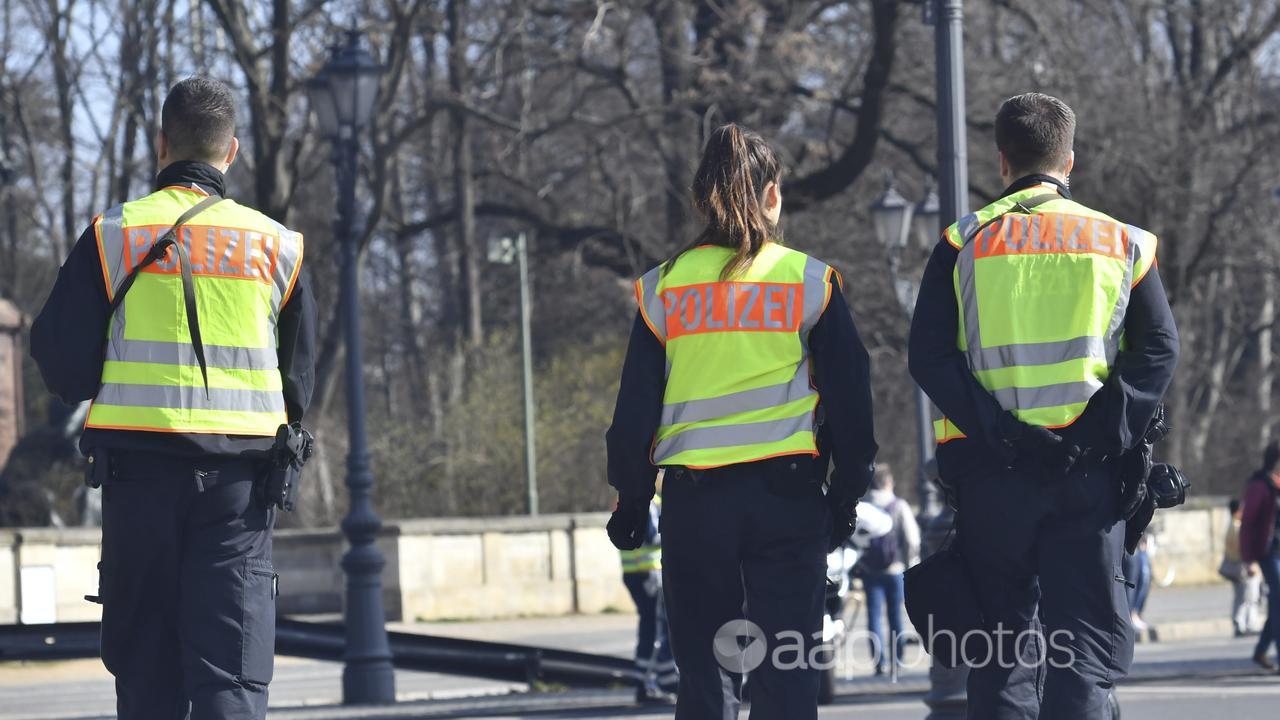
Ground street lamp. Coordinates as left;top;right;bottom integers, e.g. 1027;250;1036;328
869;176;941;521
488;233;539;515
897;1;971;717
307;30;396;706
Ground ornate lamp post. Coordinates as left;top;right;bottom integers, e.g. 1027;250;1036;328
870;175;939;518
307;30;396;705
873;2;970;715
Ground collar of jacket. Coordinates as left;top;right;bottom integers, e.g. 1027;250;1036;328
1000;173;1071;200
154;161;227;197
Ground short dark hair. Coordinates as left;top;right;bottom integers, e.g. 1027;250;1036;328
1229;498;1241;514
995;92;1075;176
161;77;236;163
1264;441;1280;474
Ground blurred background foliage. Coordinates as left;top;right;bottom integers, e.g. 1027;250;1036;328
2;0;1279;525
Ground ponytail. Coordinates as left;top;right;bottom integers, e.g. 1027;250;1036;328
667;124;782;281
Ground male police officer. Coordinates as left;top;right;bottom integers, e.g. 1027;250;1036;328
30;77;316;720
908;93;1179;718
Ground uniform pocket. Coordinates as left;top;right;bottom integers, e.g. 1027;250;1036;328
240;558;277;686
96;558;128;676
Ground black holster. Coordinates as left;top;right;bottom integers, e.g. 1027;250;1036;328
258;423;314;512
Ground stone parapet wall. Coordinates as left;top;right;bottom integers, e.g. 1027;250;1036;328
0;502;1231;624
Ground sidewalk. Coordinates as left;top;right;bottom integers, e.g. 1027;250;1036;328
1139;582;1238;641
0;582;1252;720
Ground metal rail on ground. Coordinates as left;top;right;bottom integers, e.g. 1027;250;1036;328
0;619;640;688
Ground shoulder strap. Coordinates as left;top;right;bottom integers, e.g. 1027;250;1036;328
108;195;224;397
964;193;1061;245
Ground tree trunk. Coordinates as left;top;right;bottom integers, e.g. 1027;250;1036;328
448;0;482;346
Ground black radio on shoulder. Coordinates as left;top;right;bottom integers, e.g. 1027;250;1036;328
260;422;315;512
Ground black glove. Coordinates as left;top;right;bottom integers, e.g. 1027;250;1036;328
607;496;650;551
998;412;1082;479
1118;442;1152;520
825;463;872;552
827;496;858;553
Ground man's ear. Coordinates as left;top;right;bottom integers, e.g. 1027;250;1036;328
156;130;169;165
223;137;239;170
1064;150;1075;177
998;151;1010;179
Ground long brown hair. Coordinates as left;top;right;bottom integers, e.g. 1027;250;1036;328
666;123;782;281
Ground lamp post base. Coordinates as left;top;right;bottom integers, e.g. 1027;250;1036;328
342;662;397;705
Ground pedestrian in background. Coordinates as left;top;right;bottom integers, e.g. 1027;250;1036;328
858;464;920;675
605;123;878;720
1240;441;1280;672
619;481;678;704
1222;498;1263;637
1123;533;1154;637
29;77;316;720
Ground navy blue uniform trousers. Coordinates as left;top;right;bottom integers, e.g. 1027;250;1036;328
661;460;830;720
98;450;276;720
958;458;1132;720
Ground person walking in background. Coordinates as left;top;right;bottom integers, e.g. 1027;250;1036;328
1123;534;1154;637
619;486;678;704
1222;498;1263;637
605;124;878;720
859;464;920;675
1240;441;1280;672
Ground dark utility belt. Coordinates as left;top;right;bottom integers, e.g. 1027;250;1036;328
87;449;263;490
84;423;313;512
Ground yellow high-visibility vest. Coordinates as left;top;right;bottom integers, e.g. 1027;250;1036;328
932;187;1157;444
85;184;303;436
635;243;837;468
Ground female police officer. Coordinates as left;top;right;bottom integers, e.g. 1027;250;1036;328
605;124;878;719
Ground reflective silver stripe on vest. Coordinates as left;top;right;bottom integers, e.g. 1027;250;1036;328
653;410;814;463
108;295;129;355
956;237;983;358
1104;229;1141;361
969;336;1107;372
990;379;1103;413
268;225;304;310
801;257;832;331
96;383;286;414
638;266;667;340
660;359;815;427
114;339;277;370
98;204;127;299
955;211;980;244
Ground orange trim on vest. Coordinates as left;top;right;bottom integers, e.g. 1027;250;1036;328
93;216;113;302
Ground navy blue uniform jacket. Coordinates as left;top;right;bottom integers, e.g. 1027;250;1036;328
30;161;318;459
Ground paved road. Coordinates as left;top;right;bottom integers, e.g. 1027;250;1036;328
2;624;1274;720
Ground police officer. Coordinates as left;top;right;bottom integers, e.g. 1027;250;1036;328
619;490;679;703
30;77;316;720
908;93;1179;719
605;124;878;720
